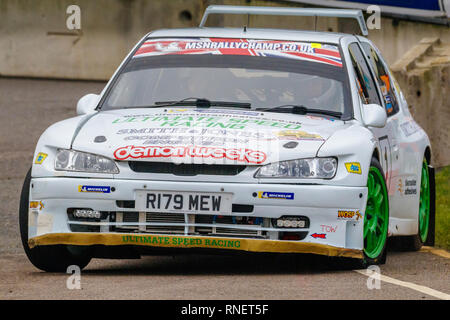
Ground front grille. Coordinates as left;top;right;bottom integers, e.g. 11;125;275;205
95;211;268;238
119;211;139;230
128;161;246;176
214;228;260;237
194;214;265;237
67;211;308;240
146;212;185;234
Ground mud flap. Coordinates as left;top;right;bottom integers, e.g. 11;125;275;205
425;165;435;246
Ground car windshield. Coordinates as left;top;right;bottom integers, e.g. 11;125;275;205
101;37;352;118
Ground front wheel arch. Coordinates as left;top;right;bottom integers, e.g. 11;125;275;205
19;168;92;272
372;148;381;163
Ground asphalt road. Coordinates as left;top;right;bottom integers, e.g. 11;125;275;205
0;78;448;300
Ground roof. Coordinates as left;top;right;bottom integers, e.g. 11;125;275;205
147;27;354;45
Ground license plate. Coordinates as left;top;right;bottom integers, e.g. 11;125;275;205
135;190;233;214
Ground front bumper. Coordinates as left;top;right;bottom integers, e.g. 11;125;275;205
28;232;363;259
28;177;368;257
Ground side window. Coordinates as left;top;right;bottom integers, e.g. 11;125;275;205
348;43;382;106
361;43;399;116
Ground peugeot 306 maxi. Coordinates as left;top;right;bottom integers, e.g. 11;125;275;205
20;6;435;271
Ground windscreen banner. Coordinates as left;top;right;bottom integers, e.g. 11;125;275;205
134;38;343;67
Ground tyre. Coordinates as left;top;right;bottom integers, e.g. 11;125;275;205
390;157;434;251
361;157;390;267
19;168;92;272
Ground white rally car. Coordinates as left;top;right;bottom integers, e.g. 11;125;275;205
20;6;435;271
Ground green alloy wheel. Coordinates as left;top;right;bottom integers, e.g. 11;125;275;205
364;159;389;262
418;159;430;243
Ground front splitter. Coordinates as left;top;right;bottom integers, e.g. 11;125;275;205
28;233;363;259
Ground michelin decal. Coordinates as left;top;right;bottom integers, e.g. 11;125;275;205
257;191;294;200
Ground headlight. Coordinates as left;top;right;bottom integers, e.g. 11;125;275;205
55;149;119;174
255;157;337;179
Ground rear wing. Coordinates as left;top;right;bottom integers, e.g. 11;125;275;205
199;5;369;36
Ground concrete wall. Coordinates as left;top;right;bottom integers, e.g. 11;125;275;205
392;38;450;168
340;17;450;65
0;0;204;80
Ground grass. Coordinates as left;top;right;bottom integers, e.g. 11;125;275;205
435;166;450;250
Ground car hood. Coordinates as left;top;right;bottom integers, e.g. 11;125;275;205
72;108;348;165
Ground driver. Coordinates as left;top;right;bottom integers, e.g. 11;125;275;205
295;76;342;112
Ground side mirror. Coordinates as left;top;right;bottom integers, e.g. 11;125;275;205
361;104;387;128
76;94;100;115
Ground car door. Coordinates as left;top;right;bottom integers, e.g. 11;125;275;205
347;42;393;191
360;42;402;194
360;41;423;225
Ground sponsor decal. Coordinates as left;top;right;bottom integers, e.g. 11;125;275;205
29;201;44;210
397;178;403;194
397;178;417;195
257;191;294;200
28;233;364;258
275;130;323;141
404;188;417;195
338;210;362;220
311;233;327;239
320;225;338;233
111;114;303;130
171;108;262;117
167;108;189;113
116;127;275;139
384;95;393;113
114;145;267;164
306;115;335;122
345;162;362;174
78;185;111;193
124;134;252;146
122;235;241;249
116;128;278;147
133;38;343;67
404;178;417;195
34;153;48;164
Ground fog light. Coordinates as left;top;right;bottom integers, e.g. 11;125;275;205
273;216;308;228
73;209;101;219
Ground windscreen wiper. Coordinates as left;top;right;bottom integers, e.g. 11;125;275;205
155;97;251;109
256;104;342;118
119;97;251;109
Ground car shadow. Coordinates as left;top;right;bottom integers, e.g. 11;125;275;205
82;252;359;276
81;238;421;276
